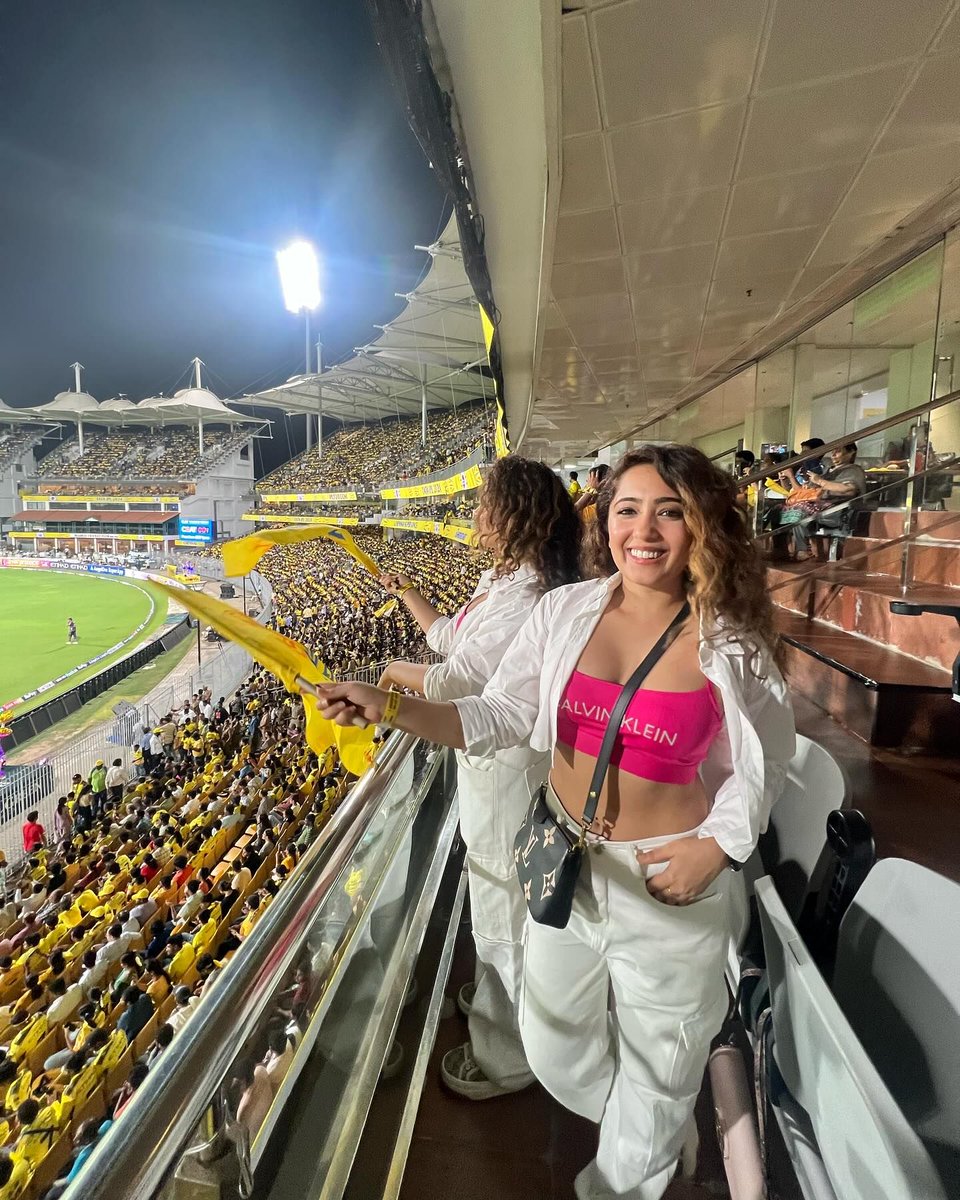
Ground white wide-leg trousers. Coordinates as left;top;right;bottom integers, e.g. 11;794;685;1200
519;812;732;1199
456;751;547;1088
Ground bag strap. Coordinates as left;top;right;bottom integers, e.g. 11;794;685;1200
580;601;691;841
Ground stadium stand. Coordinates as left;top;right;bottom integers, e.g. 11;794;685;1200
258;530;483;675
0;432;42;476
0;670;353;1194
258;403;491;493
37;429;250;482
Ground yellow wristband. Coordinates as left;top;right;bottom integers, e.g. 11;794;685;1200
381;690;402;726
397;583;415;600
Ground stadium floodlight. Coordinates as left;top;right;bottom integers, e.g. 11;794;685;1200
276;240;321;315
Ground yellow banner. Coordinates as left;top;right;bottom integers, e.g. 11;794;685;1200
381;518;443;534
480;305;510;459
241;512;360;526
380;463;483;500
440;522;477;546
20;494;180;505
257;491;358;503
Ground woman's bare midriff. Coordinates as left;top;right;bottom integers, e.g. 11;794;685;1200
550;742;709;841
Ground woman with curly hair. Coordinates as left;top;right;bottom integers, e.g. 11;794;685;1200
377;455;581;1101
319;445;794;1198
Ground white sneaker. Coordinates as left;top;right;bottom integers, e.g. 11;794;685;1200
456;981;476;1018
440;1041;534;1100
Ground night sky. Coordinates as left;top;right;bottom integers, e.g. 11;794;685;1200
0;0;445;428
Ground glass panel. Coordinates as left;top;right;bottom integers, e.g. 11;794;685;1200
784;243;943;514
930;226;960;513
147;740;458;1200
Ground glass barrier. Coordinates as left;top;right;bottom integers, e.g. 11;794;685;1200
63;731;459;1200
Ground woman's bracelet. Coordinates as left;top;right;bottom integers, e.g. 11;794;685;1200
397;583;416;600
381;690;402;726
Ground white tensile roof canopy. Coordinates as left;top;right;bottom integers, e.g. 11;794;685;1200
248;214;494;424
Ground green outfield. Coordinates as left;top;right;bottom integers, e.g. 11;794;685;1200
0;570;170;714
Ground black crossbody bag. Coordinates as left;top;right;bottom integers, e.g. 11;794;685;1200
513;602;691;929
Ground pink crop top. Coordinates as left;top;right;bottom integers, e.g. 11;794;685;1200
556;671;723;785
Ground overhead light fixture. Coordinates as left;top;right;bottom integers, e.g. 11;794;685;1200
276;240;321;314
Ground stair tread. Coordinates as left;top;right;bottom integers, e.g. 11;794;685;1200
770;564;960;606
775;610;953;690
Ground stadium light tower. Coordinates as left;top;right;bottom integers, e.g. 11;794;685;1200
276;240;321;377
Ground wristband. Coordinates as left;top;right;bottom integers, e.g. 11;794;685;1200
397;584;415;600
381;690;402;726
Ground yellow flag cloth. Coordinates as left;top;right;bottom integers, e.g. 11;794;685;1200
222;524;381;578
152;582;373;773
373;598;398;618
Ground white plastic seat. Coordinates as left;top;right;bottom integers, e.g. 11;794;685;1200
747;733;847;918
756;876;946;1200
833;858;960;1188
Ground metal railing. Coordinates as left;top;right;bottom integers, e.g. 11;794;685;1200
65;729;421;1200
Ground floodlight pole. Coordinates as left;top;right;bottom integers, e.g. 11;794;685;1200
192;358;205;454
304;311;311;380
71;362;85;454
421;366;428;447
317;338;324;464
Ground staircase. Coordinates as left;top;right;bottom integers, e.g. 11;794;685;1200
770;510;960;753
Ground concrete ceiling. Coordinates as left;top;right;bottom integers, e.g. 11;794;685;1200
431;0;960;460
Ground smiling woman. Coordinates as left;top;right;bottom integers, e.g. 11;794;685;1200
0;570;169;714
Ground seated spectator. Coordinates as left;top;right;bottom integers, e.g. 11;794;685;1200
145;961;172;1005
144;1022;175;1067
112;1061;150;1118
790;441;867;560
0;1148;30;1198
166;987;197;1035
117;987;154;1044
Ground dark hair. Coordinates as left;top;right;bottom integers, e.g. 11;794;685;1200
735;449;756;466
476;456;582;591
842;442;858;458
800;437;825;450
583;444;781;665
590;463;610;484
26;811;38;823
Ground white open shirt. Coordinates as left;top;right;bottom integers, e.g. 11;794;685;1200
453;574;796;863
424;563;546;771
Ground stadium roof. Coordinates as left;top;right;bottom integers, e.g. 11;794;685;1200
421;0;960;459
246;213;493;423
5;386;259;426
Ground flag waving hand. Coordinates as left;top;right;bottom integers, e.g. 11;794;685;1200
152;581;375;775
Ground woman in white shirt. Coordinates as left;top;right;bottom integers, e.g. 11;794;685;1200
377;457;581;1100
317;445;795;1200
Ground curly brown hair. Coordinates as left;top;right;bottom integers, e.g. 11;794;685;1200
478;456;582;592
583;444;782;665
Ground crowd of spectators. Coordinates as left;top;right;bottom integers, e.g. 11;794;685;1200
0;675;350;1196
396;496;475;524
37;428;249;483
246;502;379;522
0;430;42;475
258;403;492;494
257;529;484;676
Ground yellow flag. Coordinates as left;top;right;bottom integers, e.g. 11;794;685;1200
222;523;381;578
222;525;332;578
310;525;381;576
151;582;374;773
